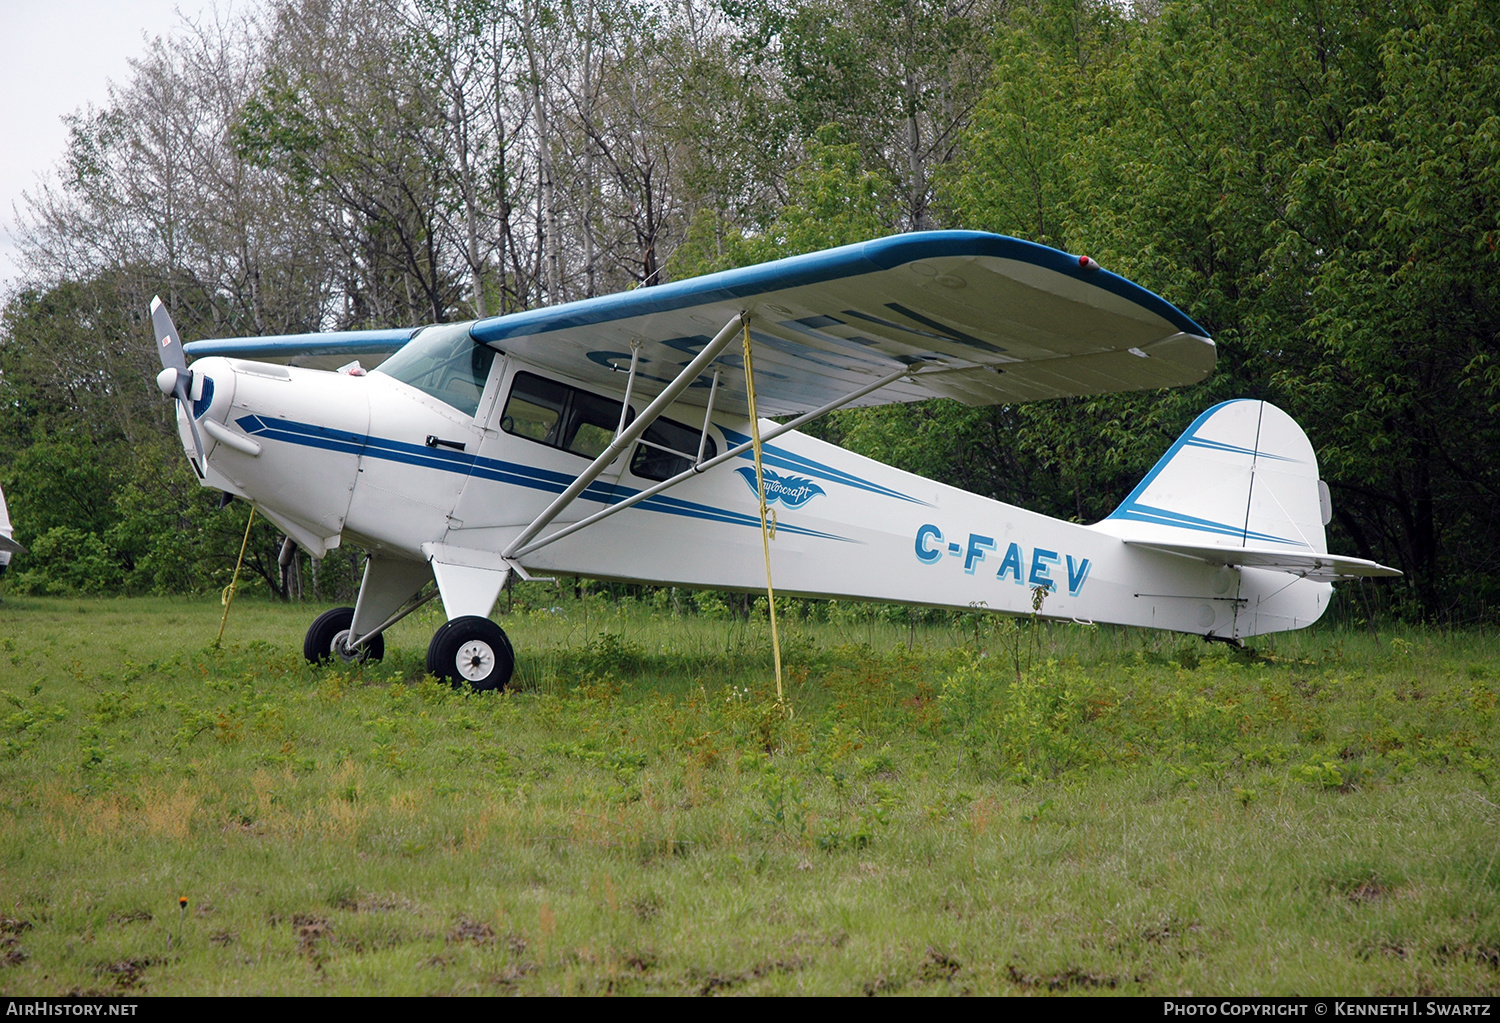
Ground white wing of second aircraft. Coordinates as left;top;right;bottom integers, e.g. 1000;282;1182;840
184;231;1214;416
0;482;23;561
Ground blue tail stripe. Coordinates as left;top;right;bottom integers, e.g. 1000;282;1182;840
1112;504;1308;547
1106;399;1314;548
1183;436;1299;463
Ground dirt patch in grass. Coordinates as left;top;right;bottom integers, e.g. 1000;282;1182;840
1326;865;1405;904
487;961;539;989
107;909;153;925
862;973;904;995
690;956;807;995
448;919;495;945
2;937;28;967
1435;943;1500;969
917;947;961;982
1357;938;1409;961
621;949;657;972
96;956;165;990
293;915;332;967
1007;962;1122;991
330;891;413;913
1348;879;1391;902
1141;917;1200;943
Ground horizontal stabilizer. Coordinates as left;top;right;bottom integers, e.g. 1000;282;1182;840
1125;540;1400;581
0;534;27;556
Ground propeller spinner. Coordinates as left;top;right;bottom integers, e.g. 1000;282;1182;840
150;296;207;466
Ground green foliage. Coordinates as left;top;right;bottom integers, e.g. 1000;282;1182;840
1266;0;1500;611
12;527;123;595
4;437;118;544
231;67;325;188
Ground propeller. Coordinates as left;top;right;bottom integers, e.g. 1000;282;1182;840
150;296;207;467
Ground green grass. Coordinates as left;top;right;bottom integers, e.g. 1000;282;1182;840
1;590;1498;995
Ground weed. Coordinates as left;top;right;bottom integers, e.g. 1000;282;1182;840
756;769;808;841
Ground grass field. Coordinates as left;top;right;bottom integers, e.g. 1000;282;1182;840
1;588;1498;996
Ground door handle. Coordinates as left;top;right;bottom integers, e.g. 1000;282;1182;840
426;435;466;452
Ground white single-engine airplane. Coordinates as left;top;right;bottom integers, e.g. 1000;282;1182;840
152;231;1398;690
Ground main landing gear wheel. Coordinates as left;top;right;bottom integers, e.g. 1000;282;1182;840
427;616;514;692
303;606;384;665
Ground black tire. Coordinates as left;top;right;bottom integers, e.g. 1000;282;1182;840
426;616;514;691
303;606;384;664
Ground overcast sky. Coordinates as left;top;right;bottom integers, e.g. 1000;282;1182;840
0;1;221;295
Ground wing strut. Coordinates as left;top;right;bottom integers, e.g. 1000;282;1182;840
507;359;916;560
501;312;748;560
696;368;721;464
614;339;642;439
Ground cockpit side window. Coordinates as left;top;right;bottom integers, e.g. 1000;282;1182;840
374;322;496;417
502;374;568;446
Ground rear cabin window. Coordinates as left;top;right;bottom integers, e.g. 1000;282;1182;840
630;416;717;482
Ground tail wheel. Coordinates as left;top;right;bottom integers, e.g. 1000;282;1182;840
303;606;384;664
427;616;514;691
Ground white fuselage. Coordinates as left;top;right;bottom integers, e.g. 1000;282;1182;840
180;353;1330;639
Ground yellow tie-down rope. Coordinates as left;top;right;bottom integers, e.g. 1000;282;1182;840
215;507;256;648
742;320;788;715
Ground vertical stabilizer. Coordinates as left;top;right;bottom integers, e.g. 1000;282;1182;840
1096;400;1326;554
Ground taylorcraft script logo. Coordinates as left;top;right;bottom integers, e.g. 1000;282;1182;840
734;467;826;509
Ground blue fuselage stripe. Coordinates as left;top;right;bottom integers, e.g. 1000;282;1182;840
235;415;855;543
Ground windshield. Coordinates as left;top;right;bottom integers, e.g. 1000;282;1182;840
375;322;496;417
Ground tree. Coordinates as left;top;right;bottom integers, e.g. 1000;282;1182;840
1268;0;1500;615
742;0;1003;230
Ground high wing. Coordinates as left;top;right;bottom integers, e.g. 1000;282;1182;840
184;327;419;372
184;231;1214;415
